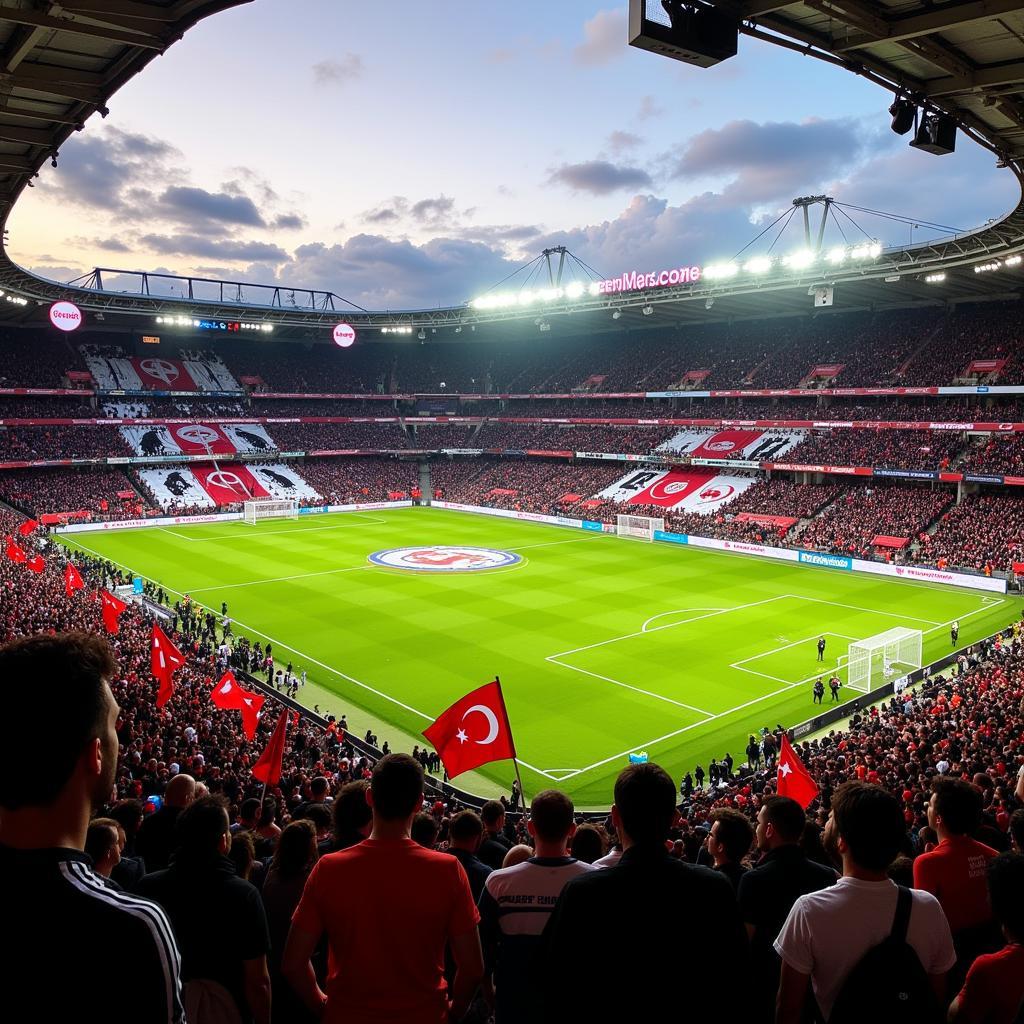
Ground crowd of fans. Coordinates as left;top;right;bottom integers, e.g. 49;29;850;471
961;436;1024;477
913;493;1024;574
0;425;133;461
0;468;153;519
783;429;967;471
268;422;412;451
296;458;420;504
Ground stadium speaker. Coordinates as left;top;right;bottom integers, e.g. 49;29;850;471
889;98;916;136
629;0;738;68
909;113;956;155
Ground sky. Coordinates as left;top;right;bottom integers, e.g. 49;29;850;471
9;0;1017;310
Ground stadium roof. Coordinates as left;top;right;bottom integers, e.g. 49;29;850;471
0;0;1021;339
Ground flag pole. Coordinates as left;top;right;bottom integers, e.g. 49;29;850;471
495;676;526;814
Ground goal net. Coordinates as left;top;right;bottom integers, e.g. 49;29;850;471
846;627;922;693
243;499;298;524
616;513;665;541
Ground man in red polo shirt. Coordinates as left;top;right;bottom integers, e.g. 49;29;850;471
284;754;483;1023
913;777;1000;970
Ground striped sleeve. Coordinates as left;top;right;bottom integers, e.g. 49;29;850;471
61;862;185;1024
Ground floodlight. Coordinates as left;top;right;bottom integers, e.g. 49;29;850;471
642;305;654;316
889;98;916;136
564;281;585;299
612;309;622;320
745;257;772;274
783;250;814;270
910;113;956;155
826;247;846;265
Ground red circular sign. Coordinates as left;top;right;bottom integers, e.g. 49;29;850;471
49;301;84;332
332;322;356;348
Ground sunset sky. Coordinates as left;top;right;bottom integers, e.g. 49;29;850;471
9;0;1016;309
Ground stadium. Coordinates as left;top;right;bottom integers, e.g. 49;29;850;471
1;2;1024;1022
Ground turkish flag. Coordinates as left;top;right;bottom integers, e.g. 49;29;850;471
423;680;517;779
64;562;84;597
211;671;264;740
777;734;819;809
5;536;27;564
17;519;39;537
26;555;45;574
252;707;291;786
151;625;185;707
98;590;127;634
238;690;265;741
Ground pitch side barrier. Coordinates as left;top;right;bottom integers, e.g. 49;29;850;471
789;630;1007;742
52;501;414;534
430;501;1006;594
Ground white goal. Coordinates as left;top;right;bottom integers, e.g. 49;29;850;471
243;499;298;524
616;513;665;541
846;627;922;693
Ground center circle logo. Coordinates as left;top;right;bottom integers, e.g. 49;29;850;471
368;546;522;572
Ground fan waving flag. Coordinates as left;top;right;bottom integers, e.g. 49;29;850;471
151;625;185;707
211;670;265;740
17;519;39;537
97;590;127;634
252;707;291;786
5;536;27;564
26;554;45;574
64;562;84;597
423;679;517;779
777;733;819;809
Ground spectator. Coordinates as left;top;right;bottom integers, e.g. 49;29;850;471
137;796;271;1024
284;754;484;1024
707;806;754;890
85;816;125;885
542;763;747;1020
1009;809;1024;854
949;852;1024;1024
108;798;147;891
480;790;591;1024
137;773;197;872
738;796;837;1023
0;632;184;1023
478;799;511;870
446;810;492;902
502;844;533;868
326;779;372;852
411;811;440;849
775;781;955;1024
569;822;607;864
913;777;1001;969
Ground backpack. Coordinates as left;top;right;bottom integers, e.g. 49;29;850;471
826;887;942;1024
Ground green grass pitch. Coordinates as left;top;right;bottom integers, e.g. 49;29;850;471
61;507;1022;808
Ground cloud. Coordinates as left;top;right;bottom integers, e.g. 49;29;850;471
410;195;455;222
273;213;307;230
608;130;642;154
138;233;290;263
158;185;267;227
312;54;364;86
549;160;653;195
637;95;664;120
574;9;626;66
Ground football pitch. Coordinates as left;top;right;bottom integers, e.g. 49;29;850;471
61;507;1021;807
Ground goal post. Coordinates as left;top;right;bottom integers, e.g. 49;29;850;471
616;513;665;541
242;499;299;524
846;627;923;693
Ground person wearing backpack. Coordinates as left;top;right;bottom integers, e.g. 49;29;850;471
775;781;956;1024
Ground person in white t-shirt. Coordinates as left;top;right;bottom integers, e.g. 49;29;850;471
775;781;956;1023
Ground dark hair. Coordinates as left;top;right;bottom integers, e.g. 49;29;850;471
887;855;915;888
310;776;329;797
831;781;904;871
710;807;754;862
331;780;372;849
370;754;423;821
614;763;676;846
931;777;983;835
481;799;505;828
1010;808;1024;852
85;818;120;863
529;790;574;843
760;796;807;843
300;803;332;832
239;798;261;823
229;830;255;880
449;809;483;844
0;633;117;809
570;823;606;864
411;812;439;848
988;852;1024;940
109;799;145;835
271;820;317;880
258;799;277;828
175;795;230;856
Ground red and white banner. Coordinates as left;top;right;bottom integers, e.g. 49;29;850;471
131;357;198;391
191;464;269;505
166;422;236;455
735;513;799;529
966;359;1006;374
687;429;765;459
599;468;754;512
808;364;845;378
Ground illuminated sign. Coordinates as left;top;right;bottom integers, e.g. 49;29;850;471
590;265;703;295
49;301;84;332
333;322;356;348
154;316;273;333
141;335;161;345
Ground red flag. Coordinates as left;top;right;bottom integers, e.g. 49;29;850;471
5;536;27;564
26;554;45;574
423;680;517;779
151;625;185;707
64;562;84;597
777;733;819;809
98;590;127;634
252;707;290;786
17;519;39;537
211;671;265;740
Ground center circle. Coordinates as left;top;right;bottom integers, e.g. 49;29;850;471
367;546;522;572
